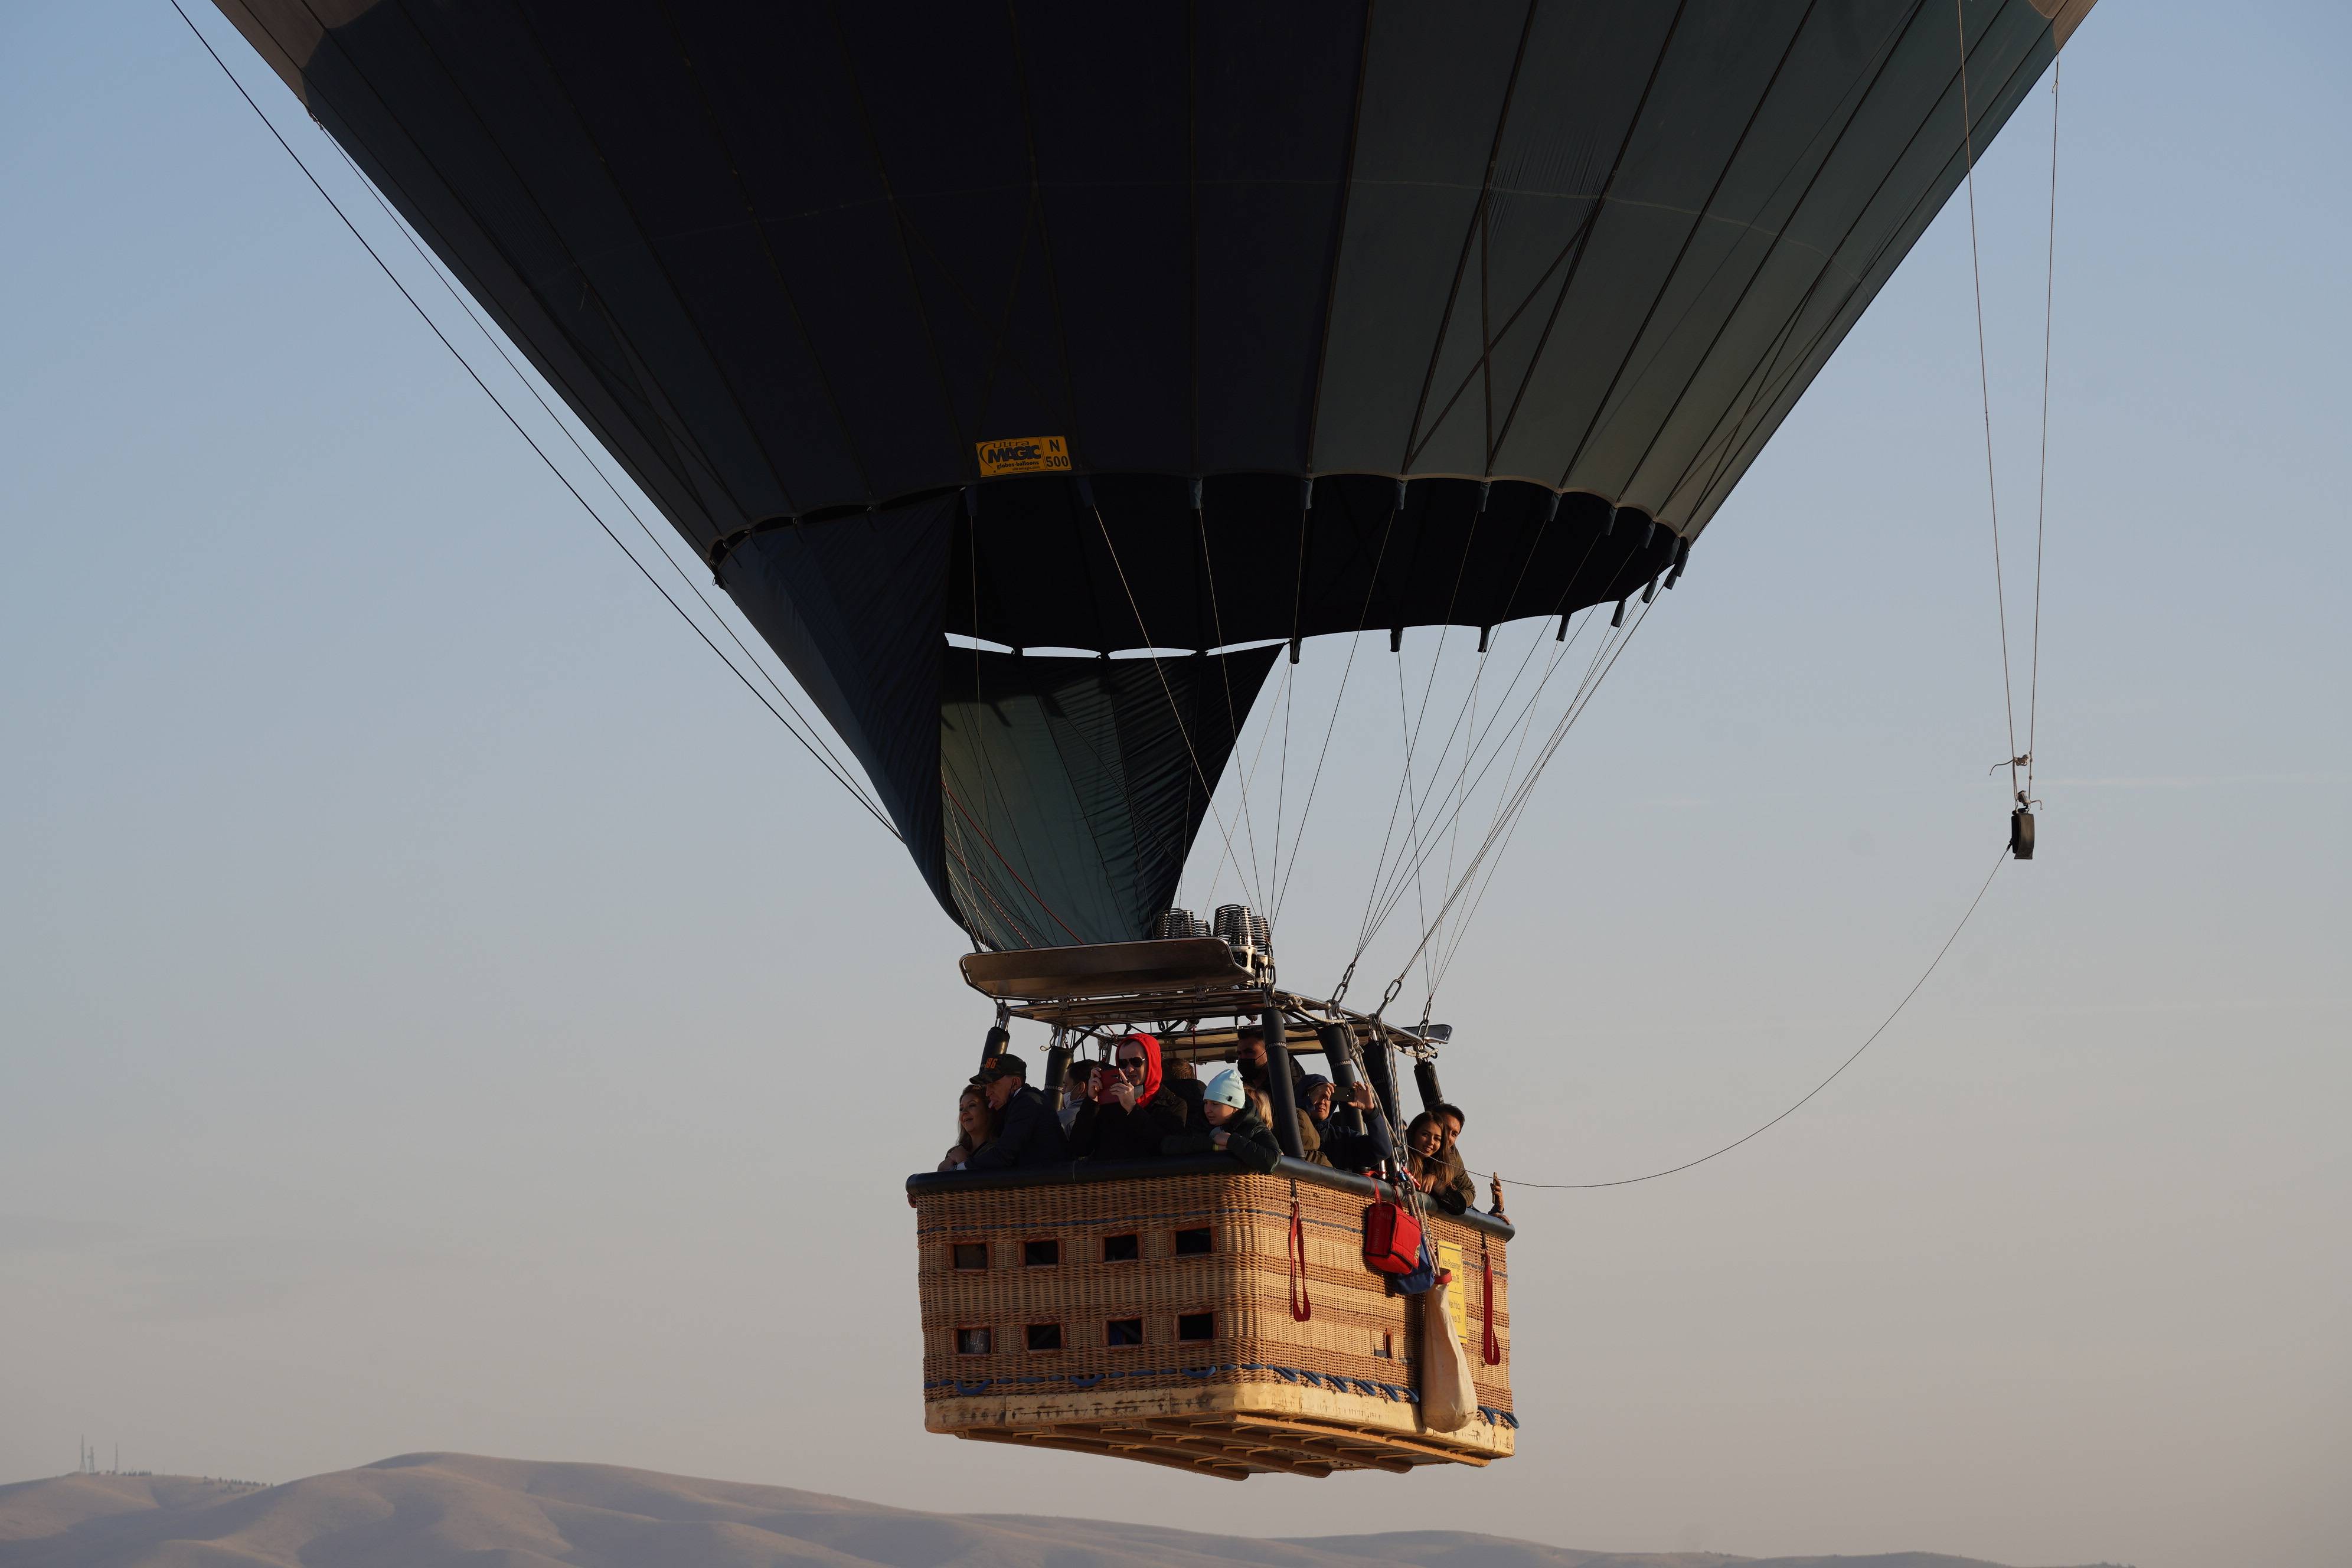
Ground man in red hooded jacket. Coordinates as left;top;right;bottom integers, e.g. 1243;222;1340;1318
1067;1032;1190;1163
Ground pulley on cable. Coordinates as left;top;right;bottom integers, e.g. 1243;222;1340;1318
1956;0;2066;865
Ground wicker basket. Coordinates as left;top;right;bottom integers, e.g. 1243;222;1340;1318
909;1155;1514;1479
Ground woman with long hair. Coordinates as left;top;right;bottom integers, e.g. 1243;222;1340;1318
1403;1112;1476;1214
939;1084;999;1172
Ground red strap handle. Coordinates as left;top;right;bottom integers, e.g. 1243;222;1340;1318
1288;1186;1313;1322
1481;1244;1502;1365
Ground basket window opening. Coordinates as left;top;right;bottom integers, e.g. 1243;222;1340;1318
1374;1330;1393;1358
1173;1227;1213;1256
1025;1322;1063;1352
1023;1239;1060;1266
1177;1312;1215;1342
1106;1317;1145;1348
1102;1233;1140;1262
955;1327;991;1355
950;1243;987;1270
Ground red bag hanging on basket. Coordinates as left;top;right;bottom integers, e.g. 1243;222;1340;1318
1361;1199;1422;1275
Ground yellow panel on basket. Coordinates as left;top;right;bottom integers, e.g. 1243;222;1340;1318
975;435;1071;476
1437;1239;1468;1343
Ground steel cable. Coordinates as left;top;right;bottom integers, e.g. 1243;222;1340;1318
2026;55;2061;803
324;141;886;825
169;0;900;839
1955;0;2024;798
1466;846;2008;1190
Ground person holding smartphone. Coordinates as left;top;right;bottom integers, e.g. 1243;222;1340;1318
1067;1032;1187;1162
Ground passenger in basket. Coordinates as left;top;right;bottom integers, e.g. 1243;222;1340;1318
1434;1100;1478;1211
1404;1111;1476;1214
1234;1024;1309;1102
1236;1028;1324;1163
1067;1032;1188;1162
1315;1081;1390;1173
1301;1074;1336;1139
1057;1060;1096;1132
1164;1054;1205;1129
939;1084;999;1171
964;1053;1069;1171
1160;1068;1282;1173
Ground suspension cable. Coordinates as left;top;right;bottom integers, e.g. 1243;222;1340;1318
1191;501;1267;911
1086;502;1253;904
1376;596;1654;1001
1358;600;1622;963
1353;505;1490;955
1469;845;2007;1190
1955;0;2024;802
1352;505;1615;961
169;0;900;839
1271;496;1403;925
325;142;887;825
2026;54;2060;803
1189;655;1291;914
1425;610;1602;998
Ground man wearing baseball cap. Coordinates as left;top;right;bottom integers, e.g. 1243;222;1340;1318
965;1052;1069;1171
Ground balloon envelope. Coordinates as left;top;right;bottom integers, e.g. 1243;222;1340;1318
215;0;2087;946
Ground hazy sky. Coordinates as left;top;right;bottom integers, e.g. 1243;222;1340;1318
3;5;2345;1567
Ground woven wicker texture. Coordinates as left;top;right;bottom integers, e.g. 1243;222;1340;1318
913;1169;1511;1427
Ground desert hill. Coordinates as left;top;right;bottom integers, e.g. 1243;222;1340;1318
0;1453;2118;1568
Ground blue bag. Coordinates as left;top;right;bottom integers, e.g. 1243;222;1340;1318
1390;1236;1438;1296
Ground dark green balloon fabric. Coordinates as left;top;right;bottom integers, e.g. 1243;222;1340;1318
942;648;1279;952
215;0;2086;944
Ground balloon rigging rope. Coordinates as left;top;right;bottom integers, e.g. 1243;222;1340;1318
1428;642;1488;996
2026;54;2061;804
1464;845;2008;1191
1269;499;1404;924
1374;595;1654;1005
1955;0;2025;799
320;138;888;829
1348;509;1615;975
166;0;903;842
1351;509;1488;957
1392;592;1608;963
1188;657;1290;914
1190;505;1269;912
961;517;1080;947
1271;500;1311;905
1355;597;1620;972
1086;505;1254;904
1425;612;1605;1001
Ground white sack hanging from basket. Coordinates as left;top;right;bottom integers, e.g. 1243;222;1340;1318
1418;1265;1479;1432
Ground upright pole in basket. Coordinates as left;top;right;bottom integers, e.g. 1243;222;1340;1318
1263;1003;1304;1159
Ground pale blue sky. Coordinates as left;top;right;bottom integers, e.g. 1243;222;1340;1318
2;5;2346;1567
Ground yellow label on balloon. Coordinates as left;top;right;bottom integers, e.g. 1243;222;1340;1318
975;435;1071;476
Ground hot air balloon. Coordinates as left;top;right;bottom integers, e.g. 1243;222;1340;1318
211;0;2089;1479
